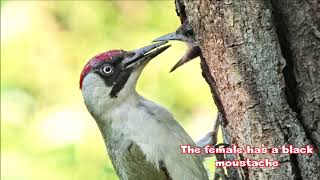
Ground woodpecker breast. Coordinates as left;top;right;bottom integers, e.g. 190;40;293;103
83;88;208;180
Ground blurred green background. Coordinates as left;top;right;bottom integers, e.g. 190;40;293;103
1;1;218;180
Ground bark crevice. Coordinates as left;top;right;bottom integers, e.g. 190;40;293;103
270;4;305;179
271;0;319;154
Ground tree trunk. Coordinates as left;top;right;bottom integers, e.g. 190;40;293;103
176;0;320;179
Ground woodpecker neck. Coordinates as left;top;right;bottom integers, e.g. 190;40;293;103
81;67;144;120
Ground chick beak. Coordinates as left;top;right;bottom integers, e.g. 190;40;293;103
169;46;201;72
153;31;200;72
153;31;191;43
122;41;171;69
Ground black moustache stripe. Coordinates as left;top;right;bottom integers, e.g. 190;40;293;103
109;68;133;98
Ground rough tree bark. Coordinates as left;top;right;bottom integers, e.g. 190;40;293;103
176;0;320;179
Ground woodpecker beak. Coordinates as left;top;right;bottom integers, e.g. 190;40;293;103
122;41;171;69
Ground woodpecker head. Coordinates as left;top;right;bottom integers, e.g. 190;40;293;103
153;20;201;72
80;42;170;113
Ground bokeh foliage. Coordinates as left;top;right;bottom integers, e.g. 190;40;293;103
1;1;217;179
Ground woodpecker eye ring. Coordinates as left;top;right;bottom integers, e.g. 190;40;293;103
101;65;114;75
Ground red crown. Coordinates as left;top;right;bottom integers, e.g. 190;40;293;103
79;50;122;89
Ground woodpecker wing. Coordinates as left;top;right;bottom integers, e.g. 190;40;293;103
138;98;209;180
121;142;171;180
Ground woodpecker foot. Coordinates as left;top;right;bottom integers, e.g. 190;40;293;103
213;143;230;180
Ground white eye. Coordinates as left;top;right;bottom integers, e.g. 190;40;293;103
101;65;113;75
